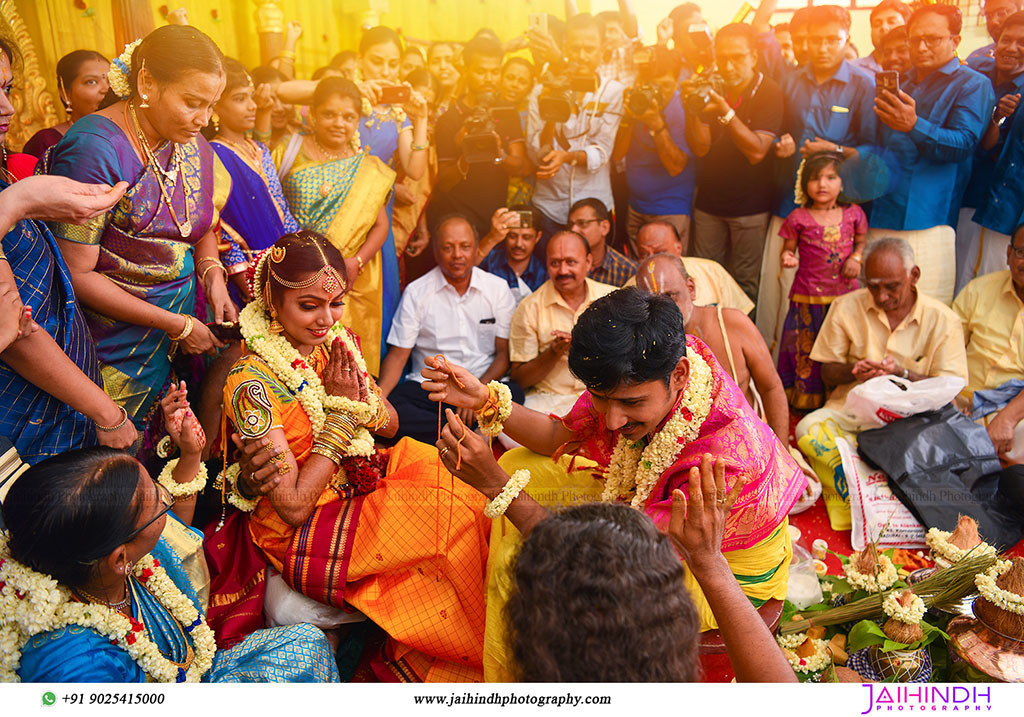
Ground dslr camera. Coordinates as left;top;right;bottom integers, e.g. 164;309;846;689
682;68;725;116
462;92;502;164
537;71;599;124
624;84;663;117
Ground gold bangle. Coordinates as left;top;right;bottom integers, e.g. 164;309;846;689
355;255;365;273
200;263;228;286
168;314;194;342
848;253;862;263
96;405;130;432
279;50;296;61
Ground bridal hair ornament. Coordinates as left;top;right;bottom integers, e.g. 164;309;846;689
248;240;347;312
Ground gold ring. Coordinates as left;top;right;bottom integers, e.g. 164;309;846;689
439;447;449;457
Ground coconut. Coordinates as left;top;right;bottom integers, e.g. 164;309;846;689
973;557;1024;641
882;590;925;645
948;515;982;551
853;543;882;574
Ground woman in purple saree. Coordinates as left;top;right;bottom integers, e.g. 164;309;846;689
45;27;235;448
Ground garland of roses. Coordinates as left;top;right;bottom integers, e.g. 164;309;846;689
601;351;714;509
0;536;216;683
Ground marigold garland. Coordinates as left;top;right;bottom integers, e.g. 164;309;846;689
601;351;714;509
975;559;1024;616
0;536;216;683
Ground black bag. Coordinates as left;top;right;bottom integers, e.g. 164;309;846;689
857;404;1024;549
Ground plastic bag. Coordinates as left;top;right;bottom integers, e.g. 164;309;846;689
837;436;926;551
797;417;851;531
786;541;823;610
858;405;1024;549
844;375;965;428
264;571;366;629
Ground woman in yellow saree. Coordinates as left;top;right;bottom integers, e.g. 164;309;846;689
222;232;490;682
272;77;394;375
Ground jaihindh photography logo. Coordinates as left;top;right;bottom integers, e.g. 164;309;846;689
860;685;994;713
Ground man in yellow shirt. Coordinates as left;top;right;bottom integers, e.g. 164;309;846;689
952;227;1024;459
627;220;755;314
509;231;615;415
796;237;968;440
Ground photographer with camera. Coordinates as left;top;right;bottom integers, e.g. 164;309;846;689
686;23;784;304
526;13;625;249
611;46;694;256
430;36;528;241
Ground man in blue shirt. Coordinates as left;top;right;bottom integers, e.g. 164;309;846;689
956;12;1024;292
966;0;1023;70
476;206;548;305
612;46;693;256
870;4;995;304
756;4;877;350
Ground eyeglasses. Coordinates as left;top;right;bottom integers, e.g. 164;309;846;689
123;480;175;545
568;218;601;229
1011;245;1024;260
908;35;953;50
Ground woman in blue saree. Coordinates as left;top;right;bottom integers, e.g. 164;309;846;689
209;59;299;284
0;36;137;463
44;27;236;447
1;387;337;683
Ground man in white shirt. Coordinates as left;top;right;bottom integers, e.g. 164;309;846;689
379;215;522;443
526;13;625;246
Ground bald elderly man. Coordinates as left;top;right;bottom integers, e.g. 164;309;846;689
638;252;789;442
627;220;755;314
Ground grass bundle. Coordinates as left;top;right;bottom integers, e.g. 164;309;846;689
778;553;997;635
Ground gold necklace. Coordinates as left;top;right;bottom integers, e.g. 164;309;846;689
311;136;351;198
75;582;132;615
127;102;193;237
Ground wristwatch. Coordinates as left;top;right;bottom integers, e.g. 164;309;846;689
718;108;736;126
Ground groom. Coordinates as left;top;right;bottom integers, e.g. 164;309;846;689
422;287;806;631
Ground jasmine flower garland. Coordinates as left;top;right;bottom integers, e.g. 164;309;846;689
0;536;216;683
601;351;714;509
108;38;142;99
975;559;1024;615
882;590;926;624
925;527;996;565
842;553;898;591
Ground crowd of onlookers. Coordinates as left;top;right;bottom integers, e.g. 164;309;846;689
4;1;1024;463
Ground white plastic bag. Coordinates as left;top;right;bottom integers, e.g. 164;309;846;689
844;375;965;428
837;437;926;551
263;571;366;629
786;541;823;609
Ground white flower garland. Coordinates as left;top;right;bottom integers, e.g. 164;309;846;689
478;381;513;437
882;591;926;625
926;527;996;565
601;351;714;509
108;38;142;99
780;638;831;674
975;559;1024;616
843;553;899;591
484;469;531;519
157;459;208;499
221;464;258;513
0;537;216;683
776;632;809;650
239;302;379;436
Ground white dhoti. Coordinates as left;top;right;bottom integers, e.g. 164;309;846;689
954;208;1010;296
865;226;956;305
755;215;797;361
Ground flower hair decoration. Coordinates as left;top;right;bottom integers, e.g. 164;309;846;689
109;38;143;99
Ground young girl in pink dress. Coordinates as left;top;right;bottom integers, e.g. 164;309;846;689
777;152;867;410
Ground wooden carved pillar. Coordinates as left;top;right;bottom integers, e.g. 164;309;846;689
111;0;154;52
254;0;285;66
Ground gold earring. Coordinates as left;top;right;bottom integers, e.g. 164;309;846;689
139;93;150;109
269;308;284;334
211;112;220;131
